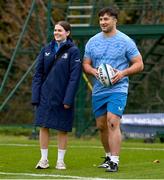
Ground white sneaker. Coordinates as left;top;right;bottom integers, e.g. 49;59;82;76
55;161;66;170
35;159;49;169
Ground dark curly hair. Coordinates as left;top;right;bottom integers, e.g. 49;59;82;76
98;7;119;20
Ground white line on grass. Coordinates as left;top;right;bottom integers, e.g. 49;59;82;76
0;172;110;180
122;147;164;151
0;143;164;151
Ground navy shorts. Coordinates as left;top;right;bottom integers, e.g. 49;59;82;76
92;93;128;118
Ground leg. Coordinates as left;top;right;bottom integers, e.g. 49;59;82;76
96;114;110;154
39;127;49;149
107;112;121;156
106;112;121;172
57;130;68;150
36;127;49;169
96;114;111;168
56;130;68;170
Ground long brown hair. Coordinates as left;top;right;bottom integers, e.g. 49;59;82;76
56;21;71;39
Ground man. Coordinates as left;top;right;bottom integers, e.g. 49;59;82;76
83;7;144;172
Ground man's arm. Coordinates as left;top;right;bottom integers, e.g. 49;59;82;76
83;58;98;78
112;54;144;84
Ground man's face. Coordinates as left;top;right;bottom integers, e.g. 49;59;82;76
99;13;117;33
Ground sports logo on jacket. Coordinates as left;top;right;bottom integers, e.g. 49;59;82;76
75;59;81;63
45;52;50;56
61;53;68;59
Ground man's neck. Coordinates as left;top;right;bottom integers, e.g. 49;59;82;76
103;28;117;37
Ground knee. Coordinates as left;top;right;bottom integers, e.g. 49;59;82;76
40;127;49;132
107;119;120;131
97;122;107;132
58;130;67;135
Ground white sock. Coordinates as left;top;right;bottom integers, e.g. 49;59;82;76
57;149;66;163
106;152;111;158
111;156;119;165
40;149;48;161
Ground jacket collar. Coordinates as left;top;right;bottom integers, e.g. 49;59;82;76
50;38;74;56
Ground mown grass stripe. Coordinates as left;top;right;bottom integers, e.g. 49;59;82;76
0;143;164;151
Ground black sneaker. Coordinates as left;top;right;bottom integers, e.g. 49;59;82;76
106;161;118;172
97;156;111;168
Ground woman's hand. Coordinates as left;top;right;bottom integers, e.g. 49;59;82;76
64;104;71;109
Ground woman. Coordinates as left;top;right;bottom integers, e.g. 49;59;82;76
32;21;82;170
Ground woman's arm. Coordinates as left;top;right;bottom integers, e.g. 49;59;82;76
31;48;45;105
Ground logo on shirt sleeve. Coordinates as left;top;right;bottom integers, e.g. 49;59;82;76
75;59;81;63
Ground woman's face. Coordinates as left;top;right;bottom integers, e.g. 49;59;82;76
54;24;70;43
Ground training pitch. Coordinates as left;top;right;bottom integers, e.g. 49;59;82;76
0;135;164;179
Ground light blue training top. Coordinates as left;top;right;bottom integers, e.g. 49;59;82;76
83;30;141;96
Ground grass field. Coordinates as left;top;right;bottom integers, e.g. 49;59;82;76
0;135;164;179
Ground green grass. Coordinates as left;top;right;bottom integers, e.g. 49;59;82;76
0;135;164;179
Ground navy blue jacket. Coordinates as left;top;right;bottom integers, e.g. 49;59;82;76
32;39;82;131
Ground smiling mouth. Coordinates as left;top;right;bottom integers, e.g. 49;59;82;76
101;25;107;27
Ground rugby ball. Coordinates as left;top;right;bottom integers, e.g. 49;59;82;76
97;64;115;87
